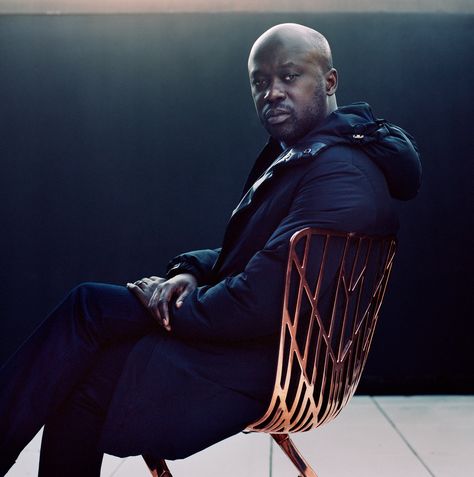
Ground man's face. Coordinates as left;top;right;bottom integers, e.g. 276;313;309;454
249;44;329;146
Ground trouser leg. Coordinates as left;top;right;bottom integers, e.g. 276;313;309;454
39;341;135;477
0;282;156;469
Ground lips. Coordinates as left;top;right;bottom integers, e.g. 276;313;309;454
264;108;292;125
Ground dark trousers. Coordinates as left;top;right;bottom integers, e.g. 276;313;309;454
0;282;157;476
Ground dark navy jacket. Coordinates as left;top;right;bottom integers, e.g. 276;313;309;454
101;103;421;460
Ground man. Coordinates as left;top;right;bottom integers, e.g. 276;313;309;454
0;23;421;475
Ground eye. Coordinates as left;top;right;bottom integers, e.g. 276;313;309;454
252;78;268;89
283;74;298;82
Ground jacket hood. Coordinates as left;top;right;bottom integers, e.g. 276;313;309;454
294;102;422;200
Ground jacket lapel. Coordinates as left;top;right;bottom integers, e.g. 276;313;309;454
212;140;328;275
231;141;328;218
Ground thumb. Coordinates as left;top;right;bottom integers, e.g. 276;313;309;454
176;288;191;308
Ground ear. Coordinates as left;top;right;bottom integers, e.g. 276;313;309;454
325;68;338;96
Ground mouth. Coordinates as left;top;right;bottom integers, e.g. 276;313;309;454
264;108;292;125
267;113;291;125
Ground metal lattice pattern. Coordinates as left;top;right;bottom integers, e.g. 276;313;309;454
248;228;396;434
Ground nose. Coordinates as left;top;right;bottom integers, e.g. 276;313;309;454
264;80;286;102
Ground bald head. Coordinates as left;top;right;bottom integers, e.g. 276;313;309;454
248;23;338;146
249;23;333;76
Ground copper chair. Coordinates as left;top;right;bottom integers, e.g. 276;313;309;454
146;228;397;477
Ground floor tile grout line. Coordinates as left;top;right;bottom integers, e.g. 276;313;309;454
269;435;273;477
108;456;126;477
370;396;436;477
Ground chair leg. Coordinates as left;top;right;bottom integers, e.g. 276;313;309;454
143;455;173;477
271;434;318;477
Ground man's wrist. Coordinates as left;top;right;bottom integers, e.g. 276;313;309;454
166;263;197;281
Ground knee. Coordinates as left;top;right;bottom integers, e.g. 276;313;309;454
69;282;102;295
68;282;103;307
59;282;149;345
64;282;111;327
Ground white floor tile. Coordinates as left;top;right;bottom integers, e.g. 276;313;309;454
4;450;39;477
5;396;473;477
374;395;474;477
5;429;42;477
167;432;269;477
5;428;125;477
109;432;269;477
271;396;432;477
108;455;150;476
101;454;124;476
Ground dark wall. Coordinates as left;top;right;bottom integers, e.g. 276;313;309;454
0;13;472;393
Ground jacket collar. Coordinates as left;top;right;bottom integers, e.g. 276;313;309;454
232;100;421;218
231;140;328;217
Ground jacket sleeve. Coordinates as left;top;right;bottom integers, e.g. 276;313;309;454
169;152;382;343
166;248;221;285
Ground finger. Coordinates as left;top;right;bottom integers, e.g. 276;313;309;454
134;278;149;288
157;287;174;331
126;283;148;307
127;282;142;292
149;287;172;332
148;288;163;325
159;282;180;329
176;288;191;308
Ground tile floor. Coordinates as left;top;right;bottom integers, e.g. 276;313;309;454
6;396;473;477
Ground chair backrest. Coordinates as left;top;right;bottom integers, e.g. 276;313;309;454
248;228;396;434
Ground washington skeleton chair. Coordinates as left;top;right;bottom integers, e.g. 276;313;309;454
146;227;397;477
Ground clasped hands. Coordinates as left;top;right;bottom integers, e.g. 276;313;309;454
127;273;197;331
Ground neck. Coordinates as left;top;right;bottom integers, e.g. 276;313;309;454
328;95;338;115
280;96;338;149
